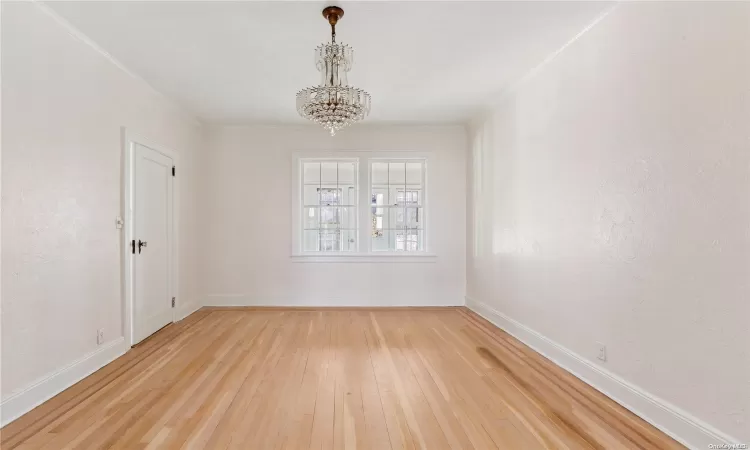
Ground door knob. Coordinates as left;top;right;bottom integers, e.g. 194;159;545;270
138;240;148;253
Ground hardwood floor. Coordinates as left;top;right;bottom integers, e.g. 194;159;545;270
1;308;683;449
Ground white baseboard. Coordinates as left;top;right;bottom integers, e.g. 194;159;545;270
205;294;463;308
465;296;742;450
0;337;129;427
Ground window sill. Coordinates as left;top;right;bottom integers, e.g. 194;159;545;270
290;253;437;263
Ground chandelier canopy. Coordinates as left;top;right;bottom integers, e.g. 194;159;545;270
296;6;371;136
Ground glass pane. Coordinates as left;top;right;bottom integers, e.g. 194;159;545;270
318;186;340;205
320;207;340;228
406;189;421;205
389;186;402;206
321;162;338;183
303;207;319;229
406;207;423;229
338;162;355;184
371;229;391;252
371;162;388;184
406;162;422;186
303;230;319;252
395;230;422;252
389;162;406;185
408;230;424;252
371;208;385;235
340;229;357;252
303;185;320;205
389;188;421;206
389;207;405;229
339;206;356;229
339;185;356;206
394;230;406;252
371;188;386;206
319;230;341;252
381;206;389;230
303;162;320;184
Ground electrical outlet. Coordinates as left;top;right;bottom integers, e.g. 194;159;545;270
97;329;105;345
597;342;607;362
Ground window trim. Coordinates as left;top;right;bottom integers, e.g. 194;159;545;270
291;151;435;262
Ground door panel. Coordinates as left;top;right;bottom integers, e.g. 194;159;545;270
133;143;173;344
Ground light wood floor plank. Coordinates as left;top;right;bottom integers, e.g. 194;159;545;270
1;308;684;449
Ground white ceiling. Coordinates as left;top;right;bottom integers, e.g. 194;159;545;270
45;1;612;124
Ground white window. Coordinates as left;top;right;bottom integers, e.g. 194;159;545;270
293;154;431;260
370;160;425;252
301;160;358;252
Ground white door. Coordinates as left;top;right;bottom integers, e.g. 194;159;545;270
133;143;174;344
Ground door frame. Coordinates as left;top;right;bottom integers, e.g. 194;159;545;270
121;128;179;347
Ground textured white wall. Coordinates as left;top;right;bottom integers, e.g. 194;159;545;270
3;0;746;443
200;125;466;307
1;3;203;399
467;2;749;442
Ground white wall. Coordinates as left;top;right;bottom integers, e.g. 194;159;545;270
1;1;203;418
201;125;466;307
467;2;749;446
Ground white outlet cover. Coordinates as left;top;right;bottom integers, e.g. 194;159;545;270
596;342;607;362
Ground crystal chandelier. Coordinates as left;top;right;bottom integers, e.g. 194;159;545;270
296;6;371;136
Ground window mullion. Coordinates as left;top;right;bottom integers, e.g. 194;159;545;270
359;159;369;253
318;162;323;252
387;163;391;250
403;163;407;252
423;160;427;252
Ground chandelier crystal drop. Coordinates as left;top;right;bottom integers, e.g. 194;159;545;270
296;6;371;136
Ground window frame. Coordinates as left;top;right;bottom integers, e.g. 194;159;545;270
291;152;435;263
368;157;428;254
294;156;360;255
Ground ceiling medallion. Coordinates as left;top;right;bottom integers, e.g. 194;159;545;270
296;6;371;136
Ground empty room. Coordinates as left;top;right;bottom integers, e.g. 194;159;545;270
1;1;748;449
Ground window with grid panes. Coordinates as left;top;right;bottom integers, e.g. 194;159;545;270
370;160;425;252
301;161;358;252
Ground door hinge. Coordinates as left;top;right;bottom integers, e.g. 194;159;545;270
172;297;176;308
172;166;175;177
